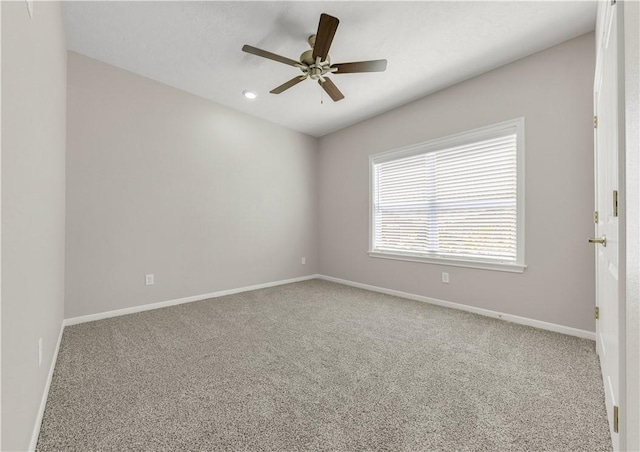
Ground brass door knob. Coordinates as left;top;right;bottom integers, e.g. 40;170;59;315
588;236;607;247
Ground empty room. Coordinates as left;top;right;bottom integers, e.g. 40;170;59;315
1;1;639;451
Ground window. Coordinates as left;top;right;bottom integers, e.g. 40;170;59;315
369;118;525;272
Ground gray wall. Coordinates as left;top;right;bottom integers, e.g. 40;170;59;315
1;2;67;450
318;33;596;332
65;53;318;319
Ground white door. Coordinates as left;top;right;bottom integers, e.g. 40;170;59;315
593;1;621;449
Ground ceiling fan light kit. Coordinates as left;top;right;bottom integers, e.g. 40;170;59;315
242;13;387;102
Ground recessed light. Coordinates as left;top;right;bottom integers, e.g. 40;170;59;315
243;90;257;100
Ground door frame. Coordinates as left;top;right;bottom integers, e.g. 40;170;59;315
621;1;640;449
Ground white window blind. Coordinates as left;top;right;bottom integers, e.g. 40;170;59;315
370;120;524;271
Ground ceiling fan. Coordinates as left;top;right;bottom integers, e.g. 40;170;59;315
242;13;387;102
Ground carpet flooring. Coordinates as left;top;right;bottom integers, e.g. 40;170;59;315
37;279;611;451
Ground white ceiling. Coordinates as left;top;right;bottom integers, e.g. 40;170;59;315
63;1;596;137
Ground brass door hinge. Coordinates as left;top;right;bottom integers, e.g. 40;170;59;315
595;307;600;320
613;405;619;433
594;116;598;128
594;211;599;224
613;190;619;217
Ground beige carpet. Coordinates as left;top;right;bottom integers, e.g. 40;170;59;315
37;279;611;451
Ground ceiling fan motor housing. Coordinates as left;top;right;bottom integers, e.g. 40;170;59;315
299;35;332;80
300;36;330;64
299;49;315;66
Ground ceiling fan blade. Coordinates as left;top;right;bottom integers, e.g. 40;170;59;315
242;45;299;67
270;76;306;94
319;77;344;102
312;13;339;61
332;59;388;74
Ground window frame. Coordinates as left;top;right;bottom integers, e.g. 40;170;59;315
368;117;526;273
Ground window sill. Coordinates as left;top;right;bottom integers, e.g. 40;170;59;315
367;251;526;273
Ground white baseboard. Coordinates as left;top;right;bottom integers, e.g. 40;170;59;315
29;321;65;452
64;274;321;326
64;272;596;339
317;274;596;341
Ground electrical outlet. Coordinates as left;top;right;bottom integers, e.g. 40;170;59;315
301;257;306;265
145;274;154;286
38;338;43;367
442;272;449;284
